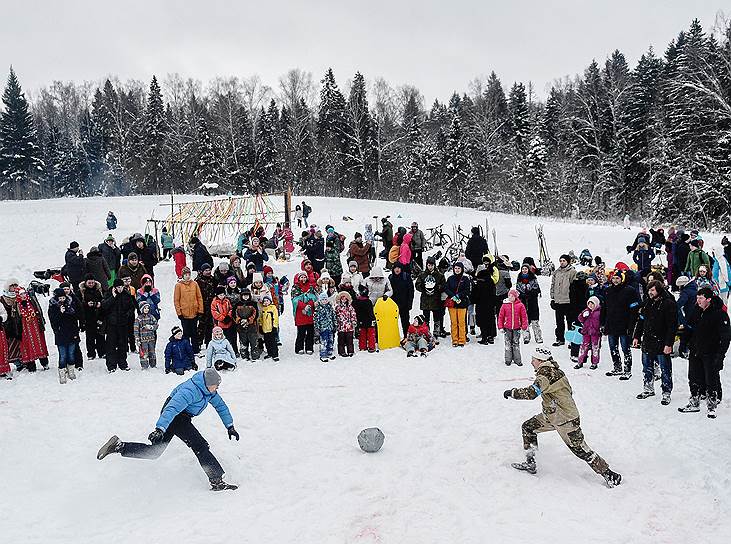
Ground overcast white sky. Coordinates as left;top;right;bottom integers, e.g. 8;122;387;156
0;0;726;103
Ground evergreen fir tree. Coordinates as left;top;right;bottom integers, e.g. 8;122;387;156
141;75;167;193
0;67;44;198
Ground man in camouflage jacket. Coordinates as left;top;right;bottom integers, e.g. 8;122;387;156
503;346;622;487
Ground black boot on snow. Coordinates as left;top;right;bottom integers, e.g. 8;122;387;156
678;397;700;413
602;469;622;488
210;478;238;491
606;367;622;377
97;435;123;460
512;458;537;475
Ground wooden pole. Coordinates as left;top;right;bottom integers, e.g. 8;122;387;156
170;187;175;238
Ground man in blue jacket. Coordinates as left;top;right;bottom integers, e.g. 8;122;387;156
97;368;239;491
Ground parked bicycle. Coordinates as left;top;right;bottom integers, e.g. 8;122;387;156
424;224;452;251
444;225;471;263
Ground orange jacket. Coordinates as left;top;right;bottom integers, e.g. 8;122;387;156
174;279;203;319
211;296;234;329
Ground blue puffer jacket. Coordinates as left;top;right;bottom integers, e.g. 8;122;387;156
155;371;233;432
164;336;194;373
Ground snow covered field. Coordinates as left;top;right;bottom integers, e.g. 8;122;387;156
1;195;729;544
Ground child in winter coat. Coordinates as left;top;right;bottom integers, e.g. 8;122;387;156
354;285;377;352
576;296;602;370
164;326;195;375
48;288;80;383
235;288;260;360
403;315;435;357
497;289;529;366
211;286;237;355
515;264;543;344
335;291;357;357
314;291;337;362
259;294;280;361
133;301;158;369
292;272;317;354
137;274;161;320
206;326;237;370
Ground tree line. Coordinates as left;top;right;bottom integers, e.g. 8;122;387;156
0;18;729;228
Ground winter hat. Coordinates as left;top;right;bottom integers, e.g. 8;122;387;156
218;262;230;271
340;273;352;284
53;287;66;298
262;293;273;304
587;274;597;283
212;326;224;337
84;273;95;281
189;236;200;245
354;232;363;240
59;281;70;289
452;261;464;273
240;287;252;296
392;262;403;272
358;284;369;296
181;266;192;276
508;289;520;300
320;270;331;282
200;263;212;272
69;241;79;250
128;252;138;260
105;234;115;242
559;254;571;263
676;276;690;288
252;272;264;284
171;325;183;336
531;347;553;361
318;291;329;302
722;236;729;246
414;315;425;326
226;276;238;286
587;296;601;308
690;239;700;248
203;368;222;388
471;226;480;235
263;265;274;276
139;301;150;313
348;261;358;269
112;278;125;288
162;227;167;233
215;285;226;295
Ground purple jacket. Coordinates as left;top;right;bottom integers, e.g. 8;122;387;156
578;306;602;336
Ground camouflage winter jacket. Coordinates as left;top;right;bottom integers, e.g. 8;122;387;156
313;301;337;334
509;360;580;427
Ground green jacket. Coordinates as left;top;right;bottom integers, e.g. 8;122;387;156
685;248;710;276
161;233;174;249
510;360;580;427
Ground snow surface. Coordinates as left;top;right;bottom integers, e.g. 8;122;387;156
1;195;729;544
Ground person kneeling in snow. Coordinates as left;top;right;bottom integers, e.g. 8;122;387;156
97;368;239;491
206;326;237;371
504;347;622;488
164;326;195;375
403;315;435;357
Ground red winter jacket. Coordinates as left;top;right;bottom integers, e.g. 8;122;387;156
497;299;529;331
172;248;187;278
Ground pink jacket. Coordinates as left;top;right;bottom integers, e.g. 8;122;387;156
497;299;529;331
577;306;602;336
399;232;413;265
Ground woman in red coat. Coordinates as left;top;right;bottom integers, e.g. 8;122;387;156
172;246;187;279
16;288;49;371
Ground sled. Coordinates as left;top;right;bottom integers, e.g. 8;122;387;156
565;325;583;345
374;297;401;350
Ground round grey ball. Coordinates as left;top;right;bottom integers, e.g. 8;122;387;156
358;427;385;453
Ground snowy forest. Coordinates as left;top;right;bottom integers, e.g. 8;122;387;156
0;18;730;228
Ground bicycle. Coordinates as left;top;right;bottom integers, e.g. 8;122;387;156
424;224;452;251
445;225;470;263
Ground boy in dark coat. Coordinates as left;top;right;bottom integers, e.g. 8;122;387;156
48;288;81;384
79;276;105;359
389;262;415;338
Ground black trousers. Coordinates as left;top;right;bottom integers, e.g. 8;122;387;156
398;304;410;338
121;412;224;482
338;331;354;356
222;326;238;356
85;320;105;358
295;324;314;353
180;317;200;353
127;317;136;352
688;352;722;401
106;326;129;370
263;329;278;358
553;303;572;343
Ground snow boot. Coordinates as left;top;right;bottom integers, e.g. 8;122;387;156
619;372;632;380
407;350;415;357
420;350;428;357
552;341;565;347
515;360;523;367
574;362;583;369
97;435;123;460
320;357;329;363
487;337;495;345
602;469;622;488
210;478;238;491
589;363;598;370
606;366;623;377
58;368;67;384
469;326;476;336
636;384;655;400
661;392;671;405
66;365;76;381
512;453;537;474
707;393;718;419
678;397;700;413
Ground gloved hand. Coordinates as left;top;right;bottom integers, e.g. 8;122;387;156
148;428;164;444
228;426;240;441
550;300;557;310
582;310;590;318
503;389;513;399
382;295;388;301
452;296;460;304
165;368;171;374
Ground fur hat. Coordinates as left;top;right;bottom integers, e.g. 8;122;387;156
53;287;66;298
348;261;358;269
676;275;690;287
252;272;263;284
127;252;138;260
112;278;124;288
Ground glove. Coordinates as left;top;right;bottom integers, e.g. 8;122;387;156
503;389;513;399
177;314;183;320
228;426;240;441
165;368;171;374
452;297;460;304
582;310;590;318
550;300;557;310
382;295;388;301
148;428;164;444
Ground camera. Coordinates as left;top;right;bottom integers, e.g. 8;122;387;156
28;280;51;297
